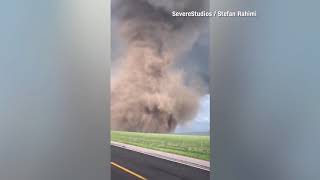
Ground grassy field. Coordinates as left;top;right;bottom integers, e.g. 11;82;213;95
111;131;210;161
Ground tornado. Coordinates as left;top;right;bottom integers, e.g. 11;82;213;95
111;0;209;133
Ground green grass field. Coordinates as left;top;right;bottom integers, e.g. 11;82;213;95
111;131;210;161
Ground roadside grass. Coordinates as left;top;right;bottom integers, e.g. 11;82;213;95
111;131;210;161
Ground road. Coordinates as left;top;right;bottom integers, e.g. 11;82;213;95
111;145;210;180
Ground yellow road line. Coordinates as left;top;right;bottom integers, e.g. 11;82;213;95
111;162;147;180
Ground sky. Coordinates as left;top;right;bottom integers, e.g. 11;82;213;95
175;94;210;133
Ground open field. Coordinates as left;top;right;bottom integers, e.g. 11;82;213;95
111;131;210;161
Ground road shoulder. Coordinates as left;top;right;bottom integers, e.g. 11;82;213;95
111;141;210;171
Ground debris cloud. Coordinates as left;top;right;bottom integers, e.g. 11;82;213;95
111;0;208;133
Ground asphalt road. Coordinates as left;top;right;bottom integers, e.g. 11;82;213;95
111;145;210;180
